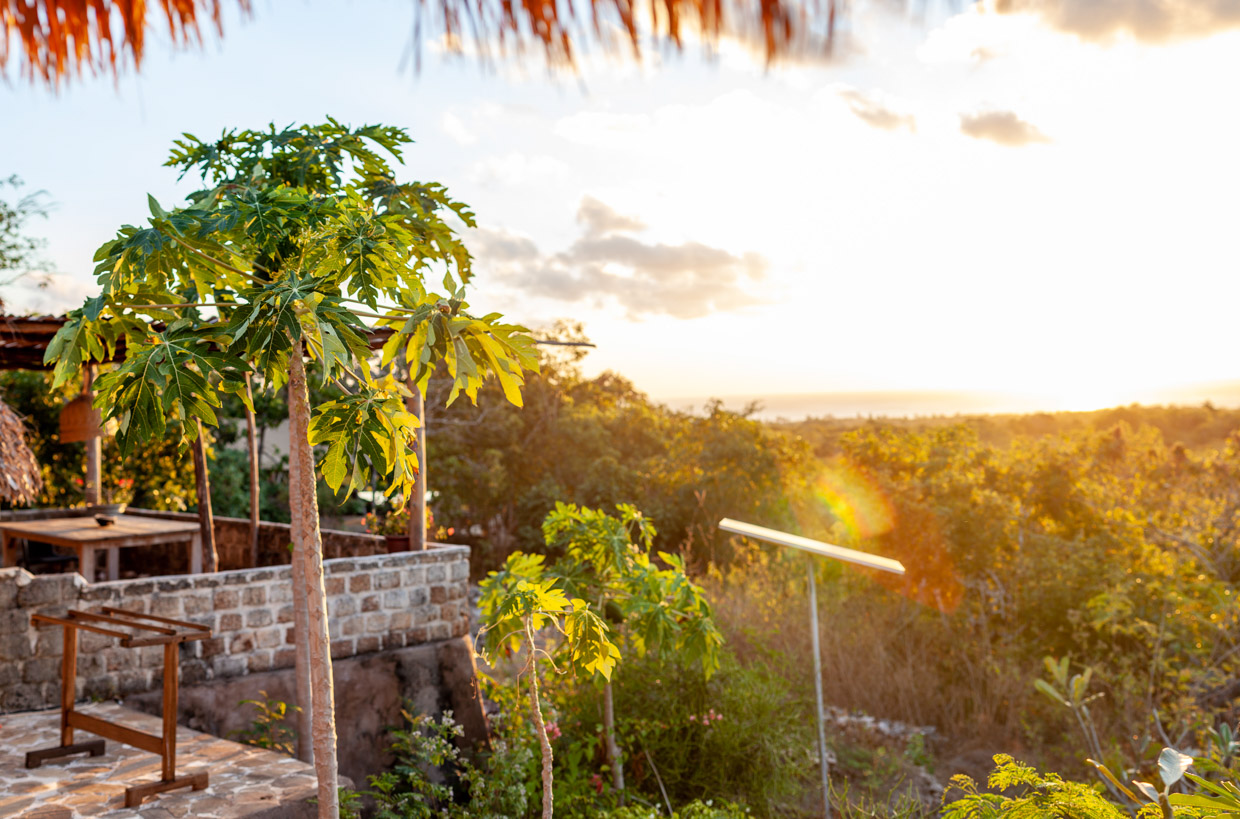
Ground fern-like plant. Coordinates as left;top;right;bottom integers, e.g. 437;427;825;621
941;755;1126;819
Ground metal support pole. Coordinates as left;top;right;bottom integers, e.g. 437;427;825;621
807;556;831;818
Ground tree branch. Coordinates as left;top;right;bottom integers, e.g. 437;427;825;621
341;297;420;315
130;302;226;311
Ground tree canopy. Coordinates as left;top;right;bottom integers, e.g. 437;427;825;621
45;119;537;500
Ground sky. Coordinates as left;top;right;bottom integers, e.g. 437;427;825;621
3;0;1240;416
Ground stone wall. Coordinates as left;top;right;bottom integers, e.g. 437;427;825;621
0;546;470;714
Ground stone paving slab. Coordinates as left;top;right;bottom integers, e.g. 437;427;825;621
0;703;323;818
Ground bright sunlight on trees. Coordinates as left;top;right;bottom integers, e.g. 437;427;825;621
45;119;538;817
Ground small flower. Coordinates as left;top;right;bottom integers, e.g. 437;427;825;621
590;774;604;794
689;714;696;722
546;721;562;740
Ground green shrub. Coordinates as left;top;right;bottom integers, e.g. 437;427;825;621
602;799;752;818
942;754;1127;819
552;651;814;817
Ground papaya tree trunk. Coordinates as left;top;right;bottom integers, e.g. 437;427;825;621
290;445;314;764
189;420;218;572
288;337;339;816
526;617;554;819
604;678;624;799
245;372;260;567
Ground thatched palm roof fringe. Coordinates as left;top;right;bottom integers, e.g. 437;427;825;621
1;0;837;84
1;0;241;86
0;397;43;506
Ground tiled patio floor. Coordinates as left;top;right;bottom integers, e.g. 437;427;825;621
0;703;321;818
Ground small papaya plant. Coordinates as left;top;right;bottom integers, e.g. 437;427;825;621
479;503;723;815
478;552;618;819
541;502;723;798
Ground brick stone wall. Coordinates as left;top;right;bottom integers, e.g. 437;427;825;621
0;546;470;713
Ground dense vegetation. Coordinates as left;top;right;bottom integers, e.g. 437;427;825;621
11;337;1240;815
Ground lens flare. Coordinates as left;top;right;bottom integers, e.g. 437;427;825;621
806;458;896;542
797;457;963;612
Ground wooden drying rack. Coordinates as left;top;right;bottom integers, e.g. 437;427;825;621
25;607;213;808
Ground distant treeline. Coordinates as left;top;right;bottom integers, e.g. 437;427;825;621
776;401;1240;456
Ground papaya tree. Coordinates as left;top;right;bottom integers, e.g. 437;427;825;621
478;552;620;819
542;502;723;797
45;120;537;817
478;503;722;815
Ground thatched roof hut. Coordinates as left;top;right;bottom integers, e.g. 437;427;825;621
0;398;43;506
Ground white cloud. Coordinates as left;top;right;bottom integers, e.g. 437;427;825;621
440;112;478;145
836;86;917;132
960;109;1051;145
988;0;1240;44
465;152;572;186
470;198;769;320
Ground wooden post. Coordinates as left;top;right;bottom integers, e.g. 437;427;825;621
245;374;260;567
406;384;427;550
162;641;178;781
61;623;76;746
83;365;101;507
189;421;218;573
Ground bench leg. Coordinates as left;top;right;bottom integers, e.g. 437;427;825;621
124;772;209;808
25;739;106;768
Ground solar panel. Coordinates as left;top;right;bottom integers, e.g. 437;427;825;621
718;518;906;575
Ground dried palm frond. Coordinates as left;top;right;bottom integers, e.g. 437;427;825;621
0;398;42;506
1;0;244;87
1;0;840;86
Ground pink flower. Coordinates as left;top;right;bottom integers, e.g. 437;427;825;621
689;714;696;722
546;722;562;740
590;774;604;794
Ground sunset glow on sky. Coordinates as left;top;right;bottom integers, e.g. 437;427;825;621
4;1;1238;415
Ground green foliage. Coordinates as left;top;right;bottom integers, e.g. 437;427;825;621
363;709;463;818
942;755;1128;819
598;652;814;816
425;328;809;573
542;502;724;678
600;800;752;818
0;174;51;288
47;120;535;502
230;691;299;756
477;550;621;681
1171;773;1240;814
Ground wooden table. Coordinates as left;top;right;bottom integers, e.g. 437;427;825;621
0;515;203;581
